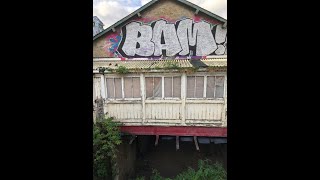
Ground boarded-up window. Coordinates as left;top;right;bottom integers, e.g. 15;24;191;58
215;76;224;98
106;78;122;99
146;77;162;98
164;77;181;98
107;77;140;99
124;77;140;98
114;78;122;98
206;76;215;98
206;76;225;98
187;76;204;98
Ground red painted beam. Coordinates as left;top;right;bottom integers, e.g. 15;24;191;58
120;126;227;137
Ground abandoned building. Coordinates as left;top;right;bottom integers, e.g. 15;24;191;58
93;0;227;151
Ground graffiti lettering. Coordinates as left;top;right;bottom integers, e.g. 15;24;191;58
120;22;155;56
118;19;227;57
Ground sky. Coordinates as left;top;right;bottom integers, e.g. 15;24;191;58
93;0;227;28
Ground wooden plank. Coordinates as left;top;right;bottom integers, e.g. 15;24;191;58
185;100;224;104
145;119;182;123
198;104;202;120
146;104;151;119
164;103;168;119
145;100;182;104
186;120;222;123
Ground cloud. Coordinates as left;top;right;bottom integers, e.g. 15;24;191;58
93;0;227;28
141;0;151;5
188;0;227;19
93;0;140;27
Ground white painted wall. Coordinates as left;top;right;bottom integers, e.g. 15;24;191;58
93;72;227;127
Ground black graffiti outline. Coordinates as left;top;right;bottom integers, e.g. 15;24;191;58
172;17;228;56
117;18;227;57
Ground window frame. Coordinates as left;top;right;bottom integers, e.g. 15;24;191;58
105;75;141;100
163;75;182;100
145;75;163;100
103;72;226;101
186;73;226;100
145;74;182;100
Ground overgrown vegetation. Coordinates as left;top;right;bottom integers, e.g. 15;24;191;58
93;116;122;179
182;67;199;74
174;160;226;180
136;160;226;180
116;65;129;74
164;61;180;70
98;67;112;74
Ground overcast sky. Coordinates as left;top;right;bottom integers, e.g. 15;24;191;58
93;0;227;28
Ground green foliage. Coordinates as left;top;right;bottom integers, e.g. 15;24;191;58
164;61;180;70
150;169;171;180
135;176;145;180
98;67;112;74
175;160;226;180
93;116;122;179
138;160;226;180
116;66;129;74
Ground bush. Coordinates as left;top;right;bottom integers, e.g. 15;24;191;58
174;160;226;180
116;66;129;74
138;159;226;180
93;116;122;179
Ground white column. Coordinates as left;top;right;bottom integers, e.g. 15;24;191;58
221;74;227;126
181;73;186;125
100;74;106;99
140;73;146;125
162;76;165;99
203;75;207;98
99;74;106;117
121;77;125;99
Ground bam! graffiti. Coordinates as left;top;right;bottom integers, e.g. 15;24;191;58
117;18;227;57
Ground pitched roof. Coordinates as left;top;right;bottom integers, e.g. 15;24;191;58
93;0;227;41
